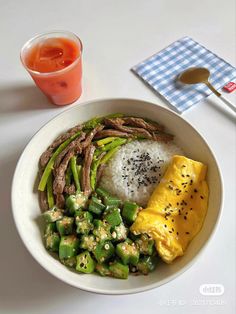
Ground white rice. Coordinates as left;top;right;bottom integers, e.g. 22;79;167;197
100;140;184;207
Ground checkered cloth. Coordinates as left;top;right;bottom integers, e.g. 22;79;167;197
132;37;236;112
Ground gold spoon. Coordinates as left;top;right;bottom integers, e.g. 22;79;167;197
178;67;236;113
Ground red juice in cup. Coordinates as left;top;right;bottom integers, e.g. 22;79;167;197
21;31;83;106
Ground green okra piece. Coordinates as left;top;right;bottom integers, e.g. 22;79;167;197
76;251;96;274
43;207;63;223
66;192;88;215
96;137;116;147
109;261;129;279
136;255;158;275
46;172;54;209
45;232;60;252
80;234;97;252
135;234;155;256
100;146;121;164
59;235;80;259
103;208;122;228
95;263;111;277
56;216;74;236
93;241;115;263
44;222;57;236
61;256;77;268
75;211;93;235
88;196;106;215
116;240;140;265
38;130;81;191
104;196;122;208
95;187;110;199
122;201;140;224
70;156;80;191
92;219;112;241
111;223;128;242
101;138;127;152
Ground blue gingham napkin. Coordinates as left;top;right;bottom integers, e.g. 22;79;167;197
132;37;236;112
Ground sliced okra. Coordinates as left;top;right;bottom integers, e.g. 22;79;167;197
59;235;80;260
76;251;95;274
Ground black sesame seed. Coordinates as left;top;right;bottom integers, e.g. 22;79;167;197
185;232;190;235
184;216;187;220
200;196;204;199
194;189;198;193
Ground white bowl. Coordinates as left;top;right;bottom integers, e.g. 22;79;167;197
11;98;223;294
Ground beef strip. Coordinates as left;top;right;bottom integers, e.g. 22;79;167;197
56;193;65;208
39;190;49;212
81;144;96;196
81;124;104;149
53;149;75;195
104;118;153;139
152;132;174;142
122;117;164;132
64;184;76;195
39;124;83;168
94;129;132;139
53;132;86;170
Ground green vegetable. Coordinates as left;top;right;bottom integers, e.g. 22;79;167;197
90;159;100;190
45;232;60;252
137;256;158;275
76;251;95;273
80;234;97;252
61;256;77;268
44;222;57;236
46;172;54;208
70;156;81;191
96;187;110;199
66;192;88;215
56;216;74;236
93;220;112;241
95;263;111;277
88;196;106;215
59;235;80;259
105;113;124;119
83;117;102;130
103;208;122;227
104;196;122;208
96;137;116;147
111;223;128;242
101;138;127;152
135;234;154;255
93;241;115;263
109;261;129;279
43;207;63;223
75;211;93;235
38;130;81;191
100;146;121;165
122;201;140;224
116;240;140;265
65;166;72;186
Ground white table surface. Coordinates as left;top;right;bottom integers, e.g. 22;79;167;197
0;0;235;313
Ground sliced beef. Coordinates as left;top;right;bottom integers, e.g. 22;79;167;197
81;144;95;196
54;132;86;170
56;193;65;209
53;149;75;195
39;124;83;168
39;190;49;212
64;184;76;195
94;129;132;139
152;132;174;142
81;124;104;149
122;117;164;132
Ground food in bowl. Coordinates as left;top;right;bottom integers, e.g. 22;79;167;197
37;114;208;279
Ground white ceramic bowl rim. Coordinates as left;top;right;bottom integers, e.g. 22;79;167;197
11;97;223;295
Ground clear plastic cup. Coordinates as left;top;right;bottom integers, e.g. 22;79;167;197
20;31;83;106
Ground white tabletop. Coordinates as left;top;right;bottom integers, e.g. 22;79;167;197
0;0;235;313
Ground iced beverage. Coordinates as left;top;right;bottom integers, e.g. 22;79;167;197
21;31;83;105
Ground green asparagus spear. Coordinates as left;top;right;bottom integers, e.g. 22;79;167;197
38;131;81;191
100;146;121;164
70;156;80;191
96;137;116;147
101;138;127;152
46;172;54;208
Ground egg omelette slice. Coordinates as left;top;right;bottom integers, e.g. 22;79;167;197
130;155;209;264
